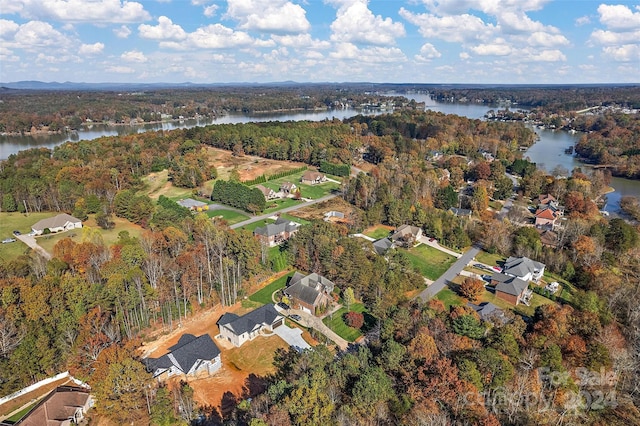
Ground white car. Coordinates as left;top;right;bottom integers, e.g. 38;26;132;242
2;238;16;244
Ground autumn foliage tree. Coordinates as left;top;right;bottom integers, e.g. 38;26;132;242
345;311;364;329
459;277;485;302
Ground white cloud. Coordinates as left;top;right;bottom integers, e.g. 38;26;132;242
105;65;135;73
330;0;405;46
591;29;640;45
575;16;591;26
225;0;310;34
0;19;20;38
603;44;640;62
204;5;218;17
159;24;254;50
113;25;131;38
527;32;569;47
330;42;406;63
121;49;147;63
497;11;556;34
597;4;640;31
469;43;512;56
525;49;566;62
7;0;150;23
271;34;330;49
459;51;470;60
399;9;495;43
12;20;72;50
139;16;187;40
415;42;441;61
78;42;104;55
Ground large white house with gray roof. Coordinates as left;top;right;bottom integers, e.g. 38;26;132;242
31;213;82;235
502;256;545;282
217;304;284;347
144;333;221;379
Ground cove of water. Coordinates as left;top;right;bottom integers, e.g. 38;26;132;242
2;92;639;213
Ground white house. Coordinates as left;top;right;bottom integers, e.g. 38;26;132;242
502;256;545;282
217;304;284;347
31;214;82;236
144;334;221;379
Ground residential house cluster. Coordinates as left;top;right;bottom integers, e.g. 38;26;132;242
534;194;563;230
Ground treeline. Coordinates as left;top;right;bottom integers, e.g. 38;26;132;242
319;161;350;177
242;165;308;186
574;112;640;178
211;180;266;213
425;85;640;112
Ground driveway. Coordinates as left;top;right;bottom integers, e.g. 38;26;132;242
417;245;481;301
281;308;349;351
417;236;462;258
273;325;311;352
15;234;51;260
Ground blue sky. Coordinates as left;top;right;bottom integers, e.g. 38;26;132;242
0;0;638;84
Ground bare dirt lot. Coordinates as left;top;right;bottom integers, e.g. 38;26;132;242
293;196;356;222
207;147;306;181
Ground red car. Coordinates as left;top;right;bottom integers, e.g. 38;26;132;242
492;266;502;272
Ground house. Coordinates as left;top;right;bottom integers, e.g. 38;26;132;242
502;256;545;282
467;302;507;323
373;237;394;255
284;272;334;315
280;182;297;194
301;171;327;185
254;217;300;247
31;213;82;236
538;194;557;205
177;198;209;211
217;304;284;347
390;224;423;247
449;207;472;217
534;207;559;229
491;273;532;306
144;333;221;379
256;184;278;200
2;385;92;426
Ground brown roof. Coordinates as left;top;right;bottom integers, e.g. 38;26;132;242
255;184;274;197
16;386;90;426
535;208;556;220
301;171;324;181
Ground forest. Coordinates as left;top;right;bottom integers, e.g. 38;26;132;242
0;96;639;425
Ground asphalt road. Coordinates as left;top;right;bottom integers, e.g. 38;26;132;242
230;193;337;229
417;245;481;301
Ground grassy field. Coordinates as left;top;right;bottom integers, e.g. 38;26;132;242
224;334;288;375
242;218;273;232
36;215;144;255
404;244;456;280
278;213;310;225
248;273;293;305
435;287;464;309
263;198;304;215
206;209;250;224
475;250;505;267
0;212;52;260
322;303;373;342
363;224;393;240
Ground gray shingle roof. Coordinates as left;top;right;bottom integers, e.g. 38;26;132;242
373;237;393;255
145;334;220;375
217;304;281;335
468;302;504;322
503;256;545;278
495;276;528;297
254;217;300;237
32;213;81;231
285;272;334;306
177;198;208;209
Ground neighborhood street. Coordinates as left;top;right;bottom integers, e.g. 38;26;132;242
230;193;337;229
417;245;481;301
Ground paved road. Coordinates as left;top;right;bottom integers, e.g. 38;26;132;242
230;193;337;229
417;245;481;301
15;234;51;260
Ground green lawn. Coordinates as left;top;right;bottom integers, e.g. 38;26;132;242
4;401;38;423
206;209;250;224
479;288;554;318
263;198;304;214
435;287;464;309
278;213;310;225
0;212;52;261
323;303;373;342
363;225;392;240
249;272;293;305
242;219;273;232
403;244;456;280
474;250;505;267
297;182;340;199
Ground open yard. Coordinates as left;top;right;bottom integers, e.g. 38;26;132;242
435;287;464;309
322;303;373;342
474;250;506;268
0;212;52;261
262;198;305;214
294;197;355;222
248;272;293;305
206;209;250;224
206;147;307;183
404;244;456;280
363;224;393;240
36;215;144;255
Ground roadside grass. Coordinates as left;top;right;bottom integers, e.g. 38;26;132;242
206;209;250;224
363;224;393;240
262;198;304;215
435;287;464;309
248;273;293;305
404;244;456;281
297;182;340;199
224;334;288;375
322;303;373;342
475;250;505;267
278;213;310;225
241;219;273;232
0;212;51;260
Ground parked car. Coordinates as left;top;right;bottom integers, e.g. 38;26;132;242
2;238;16;244
429;237;436;242
481;274;492;282
473;263;490;271
12;230;21;236
492;266;502;272
277;302;290;311
290;314;302;321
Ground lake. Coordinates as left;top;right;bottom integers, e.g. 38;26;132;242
2;92;639;212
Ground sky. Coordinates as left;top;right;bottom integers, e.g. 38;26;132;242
0;0;638;84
